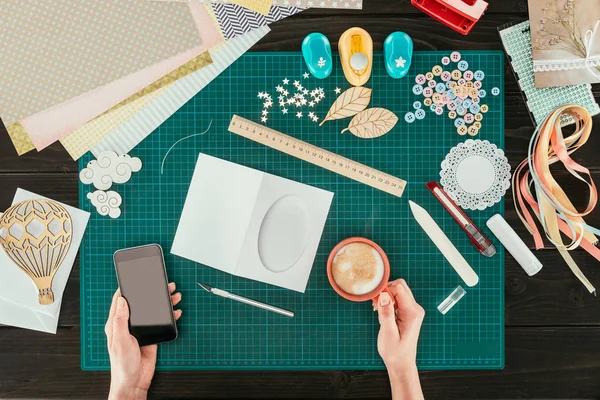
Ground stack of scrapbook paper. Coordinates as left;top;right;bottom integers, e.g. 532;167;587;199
156;0;363;40
0;0;270;159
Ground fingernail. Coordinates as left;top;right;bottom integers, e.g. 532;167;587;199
379;292;390;306
118;297;125;309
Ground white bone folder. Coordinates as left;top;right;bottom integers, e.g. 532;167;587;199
409;200;479;287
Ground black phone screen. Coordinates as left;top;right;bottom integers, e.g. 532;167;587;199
113;244;177;346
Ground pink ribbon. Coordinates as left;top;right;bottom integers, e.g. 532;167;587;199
513;105;598;293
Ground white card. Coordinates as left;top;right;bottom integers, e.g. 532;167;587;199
171;154;333;292
0;189;90;333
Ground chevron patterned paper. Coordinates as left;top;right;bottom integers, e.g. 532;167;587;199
213;4;304;40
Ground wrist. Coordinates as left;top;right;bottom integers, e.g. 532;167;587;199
387;364;423;400
385;360;417;378
109;384;148;400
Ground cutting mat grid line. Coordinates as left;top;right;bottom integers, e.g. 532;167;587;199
80;51;504;370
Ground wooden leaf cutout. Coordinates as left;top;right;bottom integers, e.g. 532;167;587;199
319;86;372;126
340;108;398;138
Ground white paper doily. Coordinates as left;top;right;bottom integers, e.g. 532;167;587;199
440;139;511;211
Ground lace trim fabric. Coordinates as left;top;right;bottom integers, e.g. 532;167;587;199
533;56;600;72
440;140;511;211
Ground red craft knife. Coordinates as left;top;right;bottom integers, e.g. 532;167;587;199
426;182;496;257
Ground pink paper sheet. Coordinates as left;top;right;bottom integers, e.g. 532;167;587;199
23;4;223;151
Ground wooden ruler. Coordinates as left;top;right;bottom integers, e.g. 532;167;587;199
228;115;406;198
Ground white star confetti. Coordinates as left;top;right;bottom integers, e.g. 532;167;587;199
258;78;343;125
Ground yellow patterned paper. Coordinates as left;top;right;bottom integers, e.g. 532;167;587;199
6;123;35;156
60;52;213;160
231;0;273;15
103;52;212;117
61;89;168;160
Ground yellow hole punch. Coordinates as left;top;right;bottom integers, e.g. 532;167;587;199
338;27;373;87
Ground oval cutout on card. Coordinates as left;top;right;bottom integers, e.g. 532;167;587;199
258;195;310;273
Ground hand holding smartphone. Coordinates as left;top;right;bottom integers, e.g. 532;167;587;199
113;244;178;346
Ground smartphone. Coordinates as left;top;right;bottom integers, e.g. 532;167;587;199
113;244;178;346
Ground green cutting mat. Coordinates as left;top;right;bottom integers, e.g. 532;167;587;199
80;51;504;370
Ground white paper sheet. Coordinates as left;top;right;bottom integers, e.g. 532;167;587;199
0;189;90;333
171;154;333;292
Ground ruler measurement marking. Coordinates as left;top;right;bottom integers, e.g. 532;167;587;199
228;115;406;197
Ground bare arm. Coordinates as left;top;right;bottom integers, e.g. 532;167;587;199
375;279;425;400
106;284;182;400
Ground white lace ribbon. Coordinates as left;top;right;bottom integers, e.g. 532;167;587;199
533;19;600;77
584;20;600;79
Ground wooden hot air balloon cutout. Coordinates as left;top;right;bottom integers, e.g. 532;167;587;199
0;199;72;305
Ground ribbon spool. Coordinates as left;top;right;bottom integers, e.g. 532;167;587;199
513;105;598;293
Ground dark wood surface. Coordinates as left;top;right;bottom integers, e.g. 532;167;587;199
1;1;600;398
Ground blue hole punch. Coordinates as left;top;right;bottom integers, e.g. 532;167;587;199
302;33;333;80
384;32;413;79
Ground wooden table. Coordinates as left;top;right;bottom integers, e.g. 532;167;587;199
1;1;600;398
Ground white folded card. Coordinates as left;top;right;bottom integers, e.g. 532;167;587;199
172;154;334;292
0;189;90;334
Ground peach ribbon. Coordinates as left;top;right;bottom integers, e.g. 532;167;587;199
513;105;598;294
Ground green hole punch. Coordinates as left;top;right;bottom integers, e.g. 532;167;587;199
384;31;413;79
302;32;333;79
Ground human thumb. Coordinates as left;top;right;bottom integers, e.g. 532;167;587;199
113;297;131;343
377;292;398;338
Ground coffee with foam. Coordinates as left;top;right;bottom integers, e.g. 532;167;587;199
331;242;385;295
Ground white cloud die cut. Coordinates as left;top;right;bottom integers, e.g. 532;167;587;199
79;150;142;190
87;190;122;219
